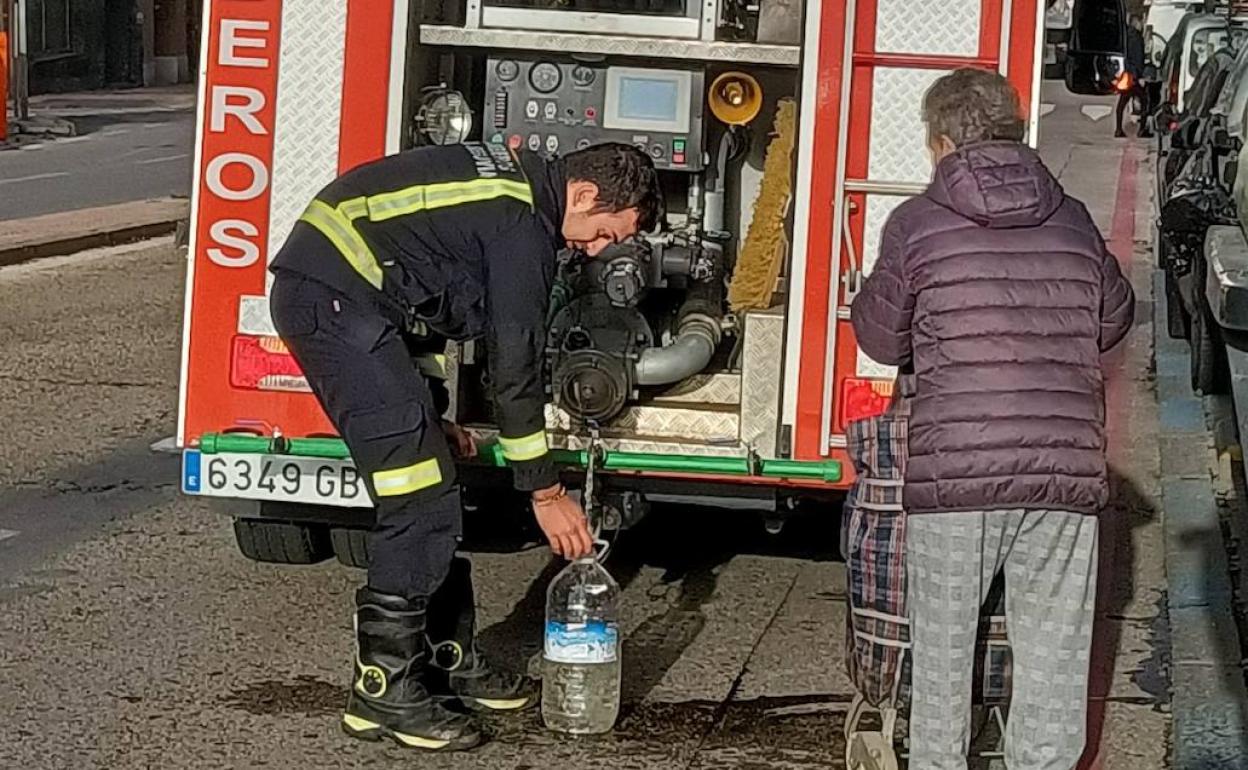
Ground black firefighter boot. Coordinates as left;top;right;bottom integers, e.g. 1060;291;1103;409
342;587;483;751
425;558;540;712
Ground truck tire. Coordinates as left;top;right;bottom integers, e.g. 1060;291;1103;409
331;528;370;569
233;518;334;564
1166;271;1191;340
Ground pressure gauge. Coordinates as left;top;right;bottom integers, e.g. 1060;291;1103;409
571;65;596;87
495;59;520;82
529;62;563;94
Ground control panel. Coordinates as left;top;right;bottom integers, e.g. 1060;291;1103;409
483;57;705;172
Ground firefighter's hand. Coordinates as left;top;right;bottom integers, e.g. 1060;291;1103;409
532;484;593;560
441;421;477;458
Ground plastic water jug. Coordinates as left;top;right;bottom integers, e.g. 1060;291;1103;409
541;556;621;734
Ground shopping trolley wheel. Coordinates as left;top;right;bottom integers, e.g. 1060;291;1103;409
846;730;900;770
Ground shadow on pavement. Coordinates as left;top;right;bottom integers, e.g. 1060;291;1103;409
474;500;844;708
1078;466;1162;770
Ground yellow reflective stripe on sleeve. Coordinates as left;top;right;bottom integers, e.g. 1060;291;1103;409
498;430;549;462
306;177;534;292
415;354;448;380
299;200;385;290
338;197;369;221
372;458;443;497
365;179;534;222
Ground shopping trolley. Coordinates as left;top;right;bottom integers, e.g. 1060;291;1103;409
841;384;1012;770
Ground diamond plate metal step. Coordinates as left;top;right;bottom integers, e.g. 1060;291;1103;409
419;25;800;66
648;373;742;406
545;403;740;443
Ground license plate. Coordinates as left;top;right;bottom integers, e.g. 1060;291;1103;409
182;451;372;508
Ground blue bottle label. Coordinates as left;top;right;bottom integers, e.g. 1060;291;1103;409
544;620;619;664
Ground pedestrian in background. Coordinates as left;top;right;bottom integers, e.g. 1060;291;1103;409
851;68;1135;770
1117;16;1152;138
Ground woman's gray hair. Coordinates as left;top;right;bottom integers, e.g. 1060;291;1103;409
922;68;1026;147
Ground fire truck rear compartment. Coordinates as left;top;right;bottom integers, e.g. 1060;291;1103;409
411;47;802;461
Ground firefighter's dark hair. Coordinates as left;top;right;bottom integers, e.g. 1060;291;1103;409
922;68;1026;147
563;143;664;232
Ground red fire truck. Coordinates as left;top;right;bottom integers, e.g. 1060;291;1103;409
178;0;1046;563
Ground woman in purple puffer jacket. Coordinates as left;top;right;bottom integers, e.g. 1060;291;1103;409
851;68;1135;770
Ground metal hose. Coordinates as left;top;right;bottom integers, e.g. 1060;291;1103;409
634;313;721;386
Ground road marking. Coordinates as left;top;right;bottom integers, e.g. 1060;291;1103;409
1081;105;1113;122
136;153;189;166
0;530;18;543
1040;102;1056;117
60;136;91;144
150;437;180;454
101;128;131;137
0;171;70;185
18;144;44;151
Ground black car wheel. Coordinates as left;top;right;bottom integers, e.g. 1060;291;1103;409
1165;270;1191;340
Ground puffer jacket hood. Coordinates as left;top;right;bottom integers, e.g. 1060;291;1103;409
927;142;1064;229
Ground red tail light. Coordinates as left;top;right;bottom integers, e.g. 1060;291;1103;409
230;335;311;392
1115;72;1133;92
838;377;895;430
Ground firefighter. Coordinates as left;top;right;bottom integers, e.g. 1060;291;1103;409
268;141;662;751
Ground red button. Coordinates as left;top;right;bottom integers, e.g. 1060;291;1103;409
507;134;522;149
672;153;685;164
585;107;597;119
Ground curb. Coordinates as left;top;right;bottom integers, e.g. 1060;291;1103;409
0;198;189;268
1154;270;1248;767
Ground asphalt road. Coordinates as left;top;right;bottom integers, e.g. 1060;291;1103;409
0;104;193;222
0;239;858;769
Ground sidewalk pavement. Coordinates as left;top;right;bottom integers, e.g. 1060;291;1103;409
1045;81;1248;768
1156;294;1248;768
0;198;188;267
1044;94;1172;770
3;85;195;143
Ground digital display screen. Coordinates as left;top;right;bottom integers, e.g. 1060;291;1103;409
616;76;680;123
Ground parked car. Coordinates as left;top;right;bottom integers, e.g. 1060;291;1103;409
1154;12;1244;132
1208;35;1248;144
1160;47;1238;201
1158;52;1243;393
1147;0;1207;47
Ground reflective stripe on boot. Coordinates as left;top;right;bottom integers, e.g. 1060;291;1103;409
346;587;484;750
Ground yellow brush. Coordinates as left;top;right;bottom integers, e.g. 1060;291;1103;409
728;97;796;313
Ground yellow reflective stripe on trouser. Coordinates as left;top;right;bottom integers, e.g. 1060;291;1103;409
415;354;448;380
365;179;534;222
299;200;385;290
498;430;548;462
372;459;443;497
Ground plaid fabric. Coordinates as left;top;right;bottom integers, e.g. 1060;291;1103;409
842;384;1013;713
843;400;912;710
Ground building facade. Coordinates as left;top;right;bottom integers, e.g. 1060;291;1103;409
22;0;199;93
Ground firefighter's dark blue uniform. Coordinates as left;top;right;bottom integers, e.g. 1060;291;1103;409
269;142;560;599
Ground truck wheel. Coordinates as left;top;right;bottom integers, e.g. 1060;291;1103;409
233;518;333;564
1166;271;1191;340
331;528;370;569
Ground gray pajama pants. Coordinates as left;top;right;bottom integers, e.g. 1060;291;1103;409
907;509;1099;770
